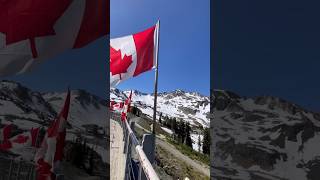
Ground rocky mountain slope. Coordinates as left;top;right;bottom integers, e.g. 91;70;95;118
110;88;210;128
0;80;108;162
0;80;107;130
211;90;320;180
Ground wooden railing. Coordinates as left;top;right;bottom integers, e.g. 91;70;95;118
111;111;159;180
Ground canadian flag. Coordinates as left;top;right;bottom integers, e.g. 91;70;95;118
0;0;107;77
11;127;40;148
0;127;40;151
0;124;12;141
0;124;12;150
110;21;160;87
121;91;132;121
110;100;124;112
34;89;71;180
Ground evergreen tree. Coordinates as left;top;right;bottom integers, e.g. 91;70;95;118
164;116;170;129
173;118;180;142
198;133;201;152
202;127;210;155
185;122;193;148
159;112;162;124
172;117;177;133
180;120;186;144
176;119;186;144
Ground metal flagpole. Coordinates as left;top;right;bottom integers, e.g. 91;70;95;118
152;20;160;135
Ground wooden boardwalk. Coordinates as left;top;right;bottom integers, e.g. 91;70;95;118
110;119;125;180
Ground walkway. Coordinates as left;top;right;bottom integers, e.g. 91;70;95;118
110;119;126;180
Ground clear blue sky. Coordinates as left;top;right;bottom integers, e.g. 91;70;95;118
111;0;210;96
212;0;320;112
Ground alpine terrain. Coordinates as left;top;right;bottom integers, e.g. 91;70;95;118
110;88;210;179
211;90;320;180
111;88;210;151
111;88;210;127
0;80;108;179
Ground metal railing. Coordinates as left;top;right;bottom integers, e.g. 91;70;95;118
111;111;159;180
0;156;36;180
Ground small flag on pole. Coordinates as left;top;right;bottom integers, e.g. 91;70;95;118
110;101;124;112
11;127;40;147
34;89;71;180
121;90;132;121
0;127;40;151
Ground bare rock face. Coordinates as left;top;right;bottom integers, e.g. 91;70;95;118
211;90;320;180
0;80;57;121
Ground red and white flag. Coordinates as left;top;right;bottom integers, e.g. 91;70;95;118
110;21;159;87
121;91;132;121
0;124;12;141
10;127;40;148
0;127;40;151
0;124;12;150
110;100;124;112
34;89;71;180
0;0;107;76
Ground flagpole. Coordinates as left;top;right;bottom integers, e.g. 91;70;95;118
152;20;160;135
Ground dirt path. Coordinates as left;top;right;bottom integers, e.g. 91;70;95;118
132;117;210;177
156;138;210;177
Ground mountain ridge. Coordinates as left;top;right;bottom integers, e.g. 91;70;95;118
0;80;107;130
111;88;210;127
212;89;320;180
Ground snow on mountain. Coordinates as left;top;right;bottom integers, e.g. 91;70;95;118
0;80;107;160
0;80;57;128
0;80;107;131
211;90;320;180
43;89;107;129
191;133;203;153
110;88;210;127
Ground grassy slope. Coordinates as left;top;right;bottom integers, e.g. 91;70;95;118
132;114;209;179
156;145;209;180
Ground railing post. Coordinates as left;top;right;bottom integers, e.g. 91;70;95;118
141;134;155;164
28;165;34;180
16;160;21;180
122;120;125;142
139;134;156;180
8;159;13;180
138;166;142;180
124;121;135;180
123;121;128;154
124;135;130;179
130;121;136;138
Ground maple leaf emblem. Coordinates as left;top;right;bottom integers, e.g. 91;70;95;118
0;0;72;58
110;46;133;80
12;134;29;144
